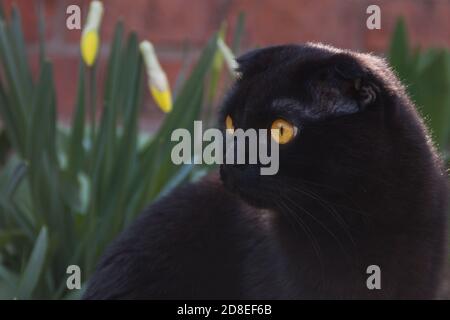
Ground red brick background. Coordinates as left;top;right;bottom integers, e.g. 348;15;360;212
3;0;450;125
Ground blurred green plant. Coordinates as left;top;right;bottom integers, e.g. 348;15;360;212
389;19;450;267
0;4;241;299
388;18;450;163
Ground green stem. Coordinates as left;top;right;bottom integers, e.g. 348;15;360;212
89;65;97;143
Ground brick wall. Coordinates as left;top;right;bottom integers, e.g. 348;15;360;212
3;0;450;123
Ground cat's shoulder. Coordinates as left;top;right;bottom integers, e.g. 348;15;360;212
83;172;253;299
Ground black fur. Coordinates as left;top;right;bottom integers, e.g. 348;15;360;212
84;43;448;299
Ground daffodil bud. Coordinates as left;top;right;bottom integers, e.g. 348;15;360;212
140;41;173;113
217;38;239;78
81;1;104;67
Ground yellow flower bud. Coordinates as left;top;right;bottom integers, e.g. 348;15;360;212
81;1;104;67
81;31;99;67
150;85;173;113
140;41;173;113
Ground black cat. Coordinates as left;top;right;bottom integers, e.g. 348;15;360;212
83;43;448;299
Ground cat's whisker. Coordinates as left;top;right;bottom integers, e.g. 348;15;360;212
274;195;326;286
286;183;357;246
280;192;355;262
289;180;371;219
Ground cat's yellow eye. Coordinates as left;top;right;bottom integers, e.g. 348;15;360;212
225;115;234;134
271;119;298;144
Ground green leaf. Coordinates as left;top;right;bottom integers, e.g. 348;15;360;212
388;18;411;82
10;5;33;93
17;226;48;299
4;161;27;199
0;265;19;293
67;62;86;177
0;126;11;164
89;22;124;212
37;1;46;67
208;22;226;104
0;20;28;154
0;82;21;152
414;51;450;149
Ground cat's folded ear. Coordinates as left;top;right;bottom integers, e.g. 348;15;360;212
333;55;380;108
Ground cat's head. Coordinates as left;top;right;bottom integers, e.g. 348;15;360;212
219;43;408;209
